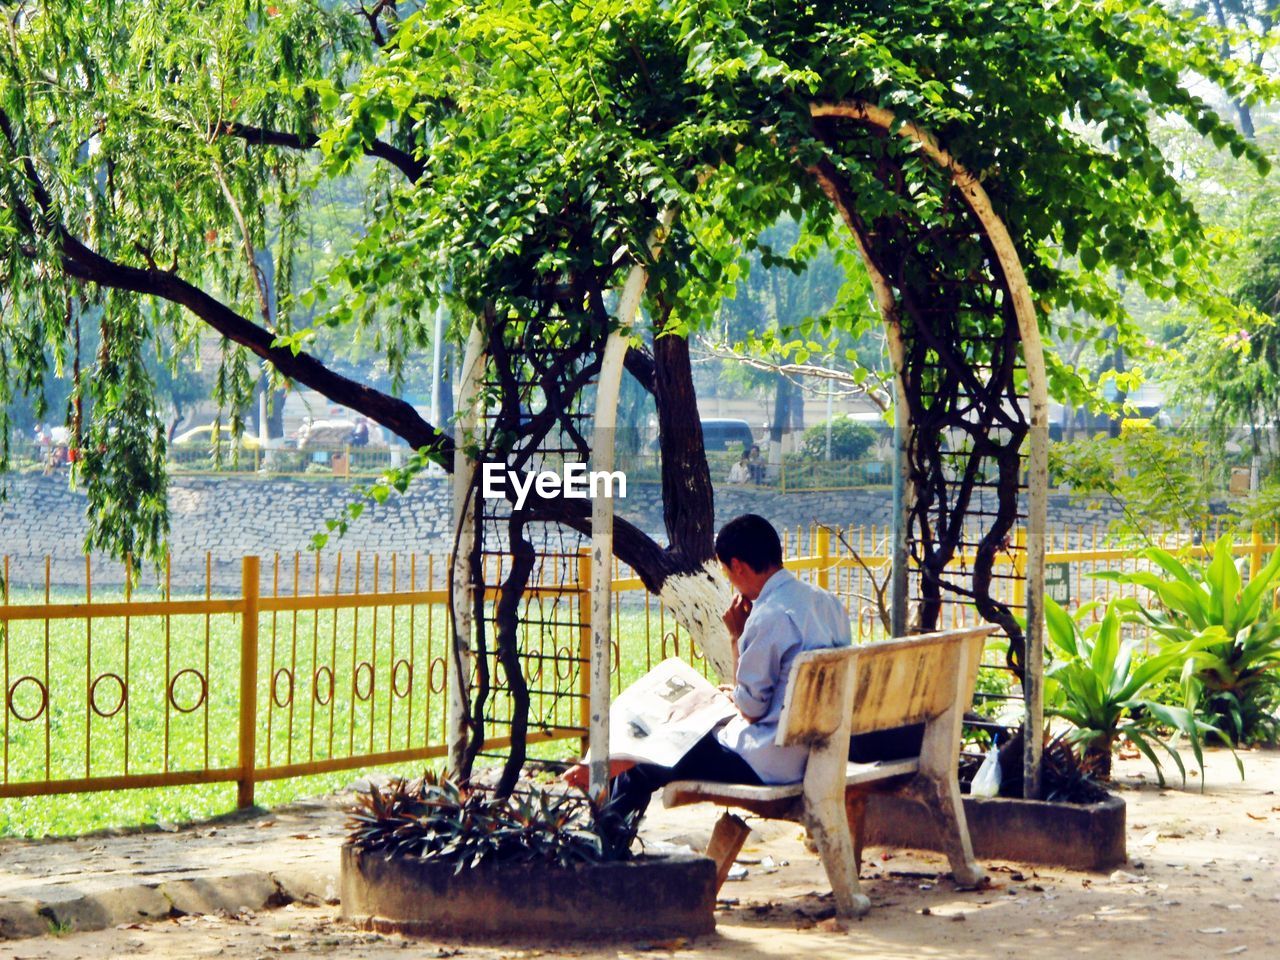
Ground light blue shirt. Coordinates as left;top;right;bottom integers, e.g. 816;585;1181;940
714;568;852;784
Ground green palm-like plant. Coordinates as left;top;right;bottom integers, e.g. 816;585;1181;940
1097;534;1280;744
1044;598;1223;786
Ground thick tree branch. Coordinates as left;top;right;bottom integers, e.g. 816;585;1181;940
218;121;425;182
357;0;396;47
523;488;688;594
623;343;656;394
64;236;451;457
1;107;443;458
4;108;714;602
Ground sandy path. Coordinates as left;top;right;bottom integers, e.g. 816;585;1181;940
6;747;1279;960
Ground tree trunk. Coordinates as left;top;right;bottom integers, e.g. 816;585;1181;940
438;340;456;433
1108;340;1125;438
493;517;535;797
770;373;790;448
1235;99;1256;140
650;330;735;680
267;386;286;440
1207;0;1257;141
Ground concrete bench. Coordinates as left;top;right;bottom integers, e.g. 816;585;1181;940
663;626;995;918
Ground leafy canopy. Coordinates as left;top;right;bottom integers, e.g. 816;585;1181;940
0;0;1273;559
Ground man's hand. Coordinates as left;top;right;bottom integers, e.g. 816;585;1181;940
723;594;752;641
562;760;636;791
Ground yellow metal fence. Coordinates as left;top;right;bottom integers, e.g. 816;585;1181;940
2;523;1277;805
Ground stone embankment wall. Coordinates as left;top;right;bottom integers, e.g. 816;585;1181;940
0;473;1126;591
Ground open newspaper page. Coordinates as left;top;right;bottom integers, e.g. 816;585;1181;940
609;657;738;768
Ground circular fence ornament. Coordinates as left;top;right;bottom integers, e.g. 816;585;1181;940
353;662;375;701
859;605;877;639
168;668;208;714
428;657;446;694
554;646;573;681
90;673;127;718
7;676;48;723
391;659;413;699
272;668;295;708
313;666;335;706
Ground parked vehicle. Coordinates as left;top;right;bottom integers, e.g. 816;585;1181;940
698;418;756;452
297;419;350;449
172;424;260;449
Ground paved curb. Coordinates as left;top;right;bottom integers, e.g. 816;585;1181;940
0;799;347;940
0;865;340;942
0;863;340;940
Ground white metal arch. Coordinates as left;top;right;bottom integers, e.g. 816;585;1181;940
810;101;1049;798
447;323;488;774
587;210;677;796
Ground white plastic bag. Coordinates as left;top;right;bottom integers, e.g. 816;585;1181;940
970;742;1001;798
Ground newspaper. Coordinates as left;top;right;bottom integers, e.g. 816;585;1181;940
608;657;738;768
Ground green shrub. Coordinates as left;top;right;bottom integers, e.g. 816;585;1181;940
798;417;878;461
1098;534;1280;745
1044;597;1224;786
346;770;640;870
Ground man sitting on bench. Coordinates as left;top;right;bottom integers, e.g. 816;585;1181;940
610;513;852;820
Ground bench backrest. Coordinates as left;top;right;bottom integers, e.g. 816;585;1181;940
776;627;993;748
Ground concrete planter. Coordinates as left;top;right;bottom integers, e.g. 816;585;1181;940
340;845;717;940
863;792;1126;871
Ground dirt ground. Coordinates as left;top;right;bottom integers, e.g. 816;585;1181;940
5;747;1280;960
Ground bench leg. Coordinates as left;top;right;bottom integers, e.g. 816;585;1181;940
706;812;752;894
803;797;871;919
843;792;867;875
915;775;985;889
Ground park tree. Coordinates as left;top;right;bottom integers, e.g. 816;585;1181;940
1179;221;1280;469
1173;0;1279;139
1139;113;1280;473
708;217;883;461
1;0;1272;789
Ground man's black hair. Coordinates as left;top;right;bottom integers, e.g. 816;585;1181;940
714;514;783;573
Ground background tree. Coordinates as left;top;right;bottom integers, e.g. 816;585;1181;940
1175;0;1279;139
709;217;881;461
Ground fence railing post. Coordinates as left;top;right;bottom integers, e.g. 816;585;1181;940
1011;528;1027;613
816;525;832;592
577;548;592;755
238;555;261;809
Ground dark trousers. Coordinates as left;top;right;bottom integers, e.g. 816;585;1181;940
611;731;762;822
610;723;926;823
848;723;924;763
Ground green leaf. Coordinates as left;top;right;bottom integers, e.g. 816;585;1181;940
1044;596;1078;658
1206;534;1239;629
